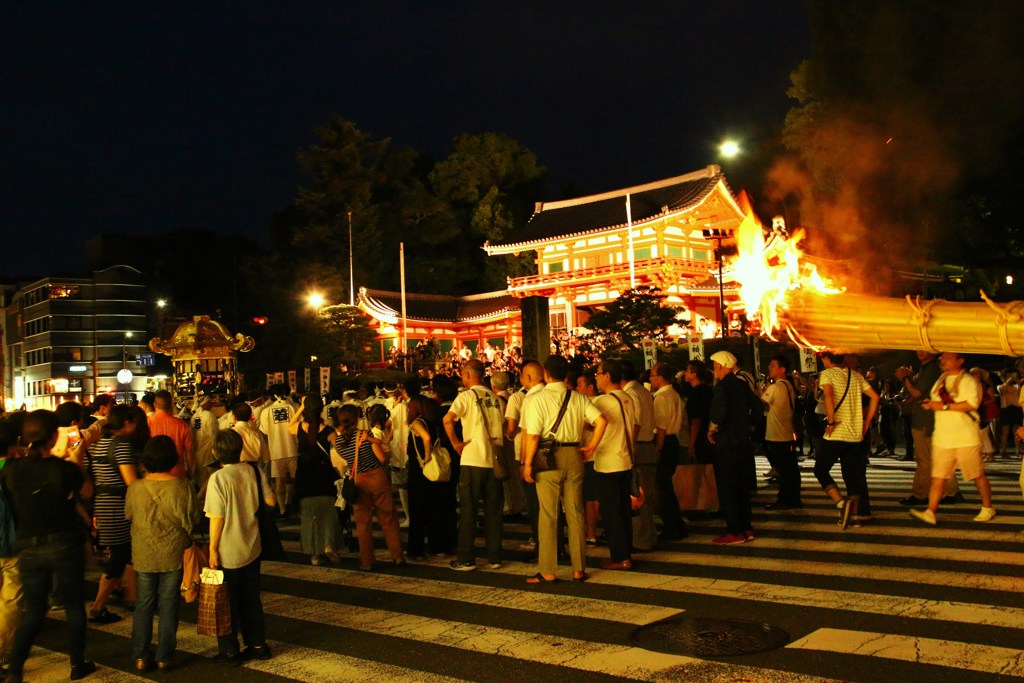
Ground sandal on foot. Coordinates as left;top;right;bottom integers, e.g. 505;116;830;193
526;572;558;584
571;571;588;582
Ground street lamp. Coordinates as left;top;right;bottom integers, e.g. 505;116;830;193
702;228;734;338
719;139;741;159
307;292;325;310
120;331;134;404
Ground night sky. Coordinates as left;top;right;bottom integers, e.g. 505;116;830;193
3;1;809;277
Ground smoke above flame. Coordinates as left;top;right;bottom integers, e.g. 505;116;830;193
728;191;842;344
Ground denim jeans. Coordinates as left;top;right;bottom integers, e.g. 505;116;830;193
0;555;22;661
132;569;183;662
7;535;87;675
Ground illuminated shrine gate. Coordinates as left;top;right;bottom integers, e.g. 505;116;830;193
148;315;254;397
357;288;521;362
483;165;746;336
358;166;748;356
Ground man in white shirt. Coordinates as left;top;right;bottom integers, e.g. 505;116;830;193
911;352;996;525
231;403;270;470
190;395;220;492
505;361;545;550
593;360;637;570
650;363;688;541
521;356;606;583
444;360;506;571
761;355;801;510
490;372;523;518
321;389;345;427
621;360;657;551
258;386;299;515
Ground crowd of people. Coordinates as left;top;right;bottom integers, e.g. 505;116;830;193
1;347;1022;679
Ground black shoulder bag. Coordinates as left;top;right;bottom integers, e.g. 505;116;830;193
533;390;573;473
611;393;645;513
249;462;285;561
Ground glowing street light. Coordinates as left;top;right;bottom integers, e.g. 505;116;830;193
155;299;167;308
719;140;741;159
1006;275;1014;286
307;292;325;309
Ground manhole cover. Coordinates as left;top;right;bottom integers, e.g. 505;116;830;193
631;616;790;657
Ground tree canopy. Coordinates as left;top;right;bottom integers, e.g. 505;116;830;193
582;286;681;355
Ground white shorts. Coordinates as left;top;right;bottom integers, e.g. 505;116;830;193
271;456;298;480
931;445;984;481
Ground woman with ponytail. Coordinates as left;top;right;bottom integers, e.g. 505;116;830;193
0;410;95;682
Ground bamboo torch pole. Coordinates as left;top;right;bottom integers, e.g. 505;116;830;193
778;290;1024;356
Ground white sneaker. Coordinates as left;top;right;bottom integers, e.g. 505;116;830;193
910;508;937;525
973;507;997;522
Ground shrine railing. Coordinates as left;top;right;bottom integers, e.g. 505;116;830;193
507;256;717;295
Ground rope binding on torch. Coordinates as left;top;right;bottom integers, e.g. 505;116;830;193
905;295;941;355
980;290;1024;357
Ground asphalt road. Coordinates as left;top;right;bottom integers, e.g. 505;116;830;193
18;452;1024;683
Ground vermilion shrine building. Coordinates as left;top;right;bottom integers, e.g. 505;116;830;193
359;165;745;358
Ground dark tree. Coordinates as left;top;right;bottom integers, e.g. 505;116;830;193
582;286;680;354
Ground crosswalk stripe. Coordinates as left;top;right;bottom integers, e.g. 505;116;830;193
667;534;1024;565
787;628;1024;677
51;606;471;682
256;590;823;682
737;518;1024;542
562;565;1024;629
594;546;1023;593
18;647;149;682
261;562;682;625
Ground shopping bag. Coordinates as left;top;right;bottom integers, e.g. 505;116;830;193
180;543;210;603
197;567;232;636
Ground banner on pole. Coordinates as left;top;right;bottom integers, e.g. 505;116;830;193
641;338;658;370
799;347;818;374
266;373;273;389
320;366;331;395
687;336;705;362
303;368;311;393
273;372;284;385
287;371;297;393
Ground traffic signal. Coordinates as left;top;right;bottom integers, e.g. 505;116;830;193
252;316;268;325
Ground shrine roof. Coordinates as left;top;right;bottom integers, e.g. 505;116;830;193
485;165;730;254
358;287;519;324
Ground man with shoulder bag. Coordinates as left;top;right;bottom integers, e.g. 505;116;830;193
443;360;506;572
521;356;607;584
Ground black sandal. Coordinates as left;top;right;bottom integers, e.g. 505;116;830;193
571;572;588;582
526;572;558;584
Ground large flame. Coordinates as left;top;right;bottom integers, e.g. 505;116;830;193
728;193;842;343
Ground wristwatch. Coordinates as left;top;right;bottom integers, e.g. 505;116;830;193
942;404;950;411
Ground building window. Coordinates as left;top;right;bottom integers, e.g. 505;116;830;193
693;249;708;261
634;247;652;260
548;261;564;273
550;311;568;337
49;285;81;299
666;246;683;258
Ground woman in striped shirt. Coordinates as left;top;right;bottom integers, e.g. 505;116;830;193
86;404;140;623
333;404;404;570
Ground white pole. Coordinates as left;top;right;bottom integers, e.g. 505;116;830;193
626;193;636;289
347;211;355;306
400;242;408;355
